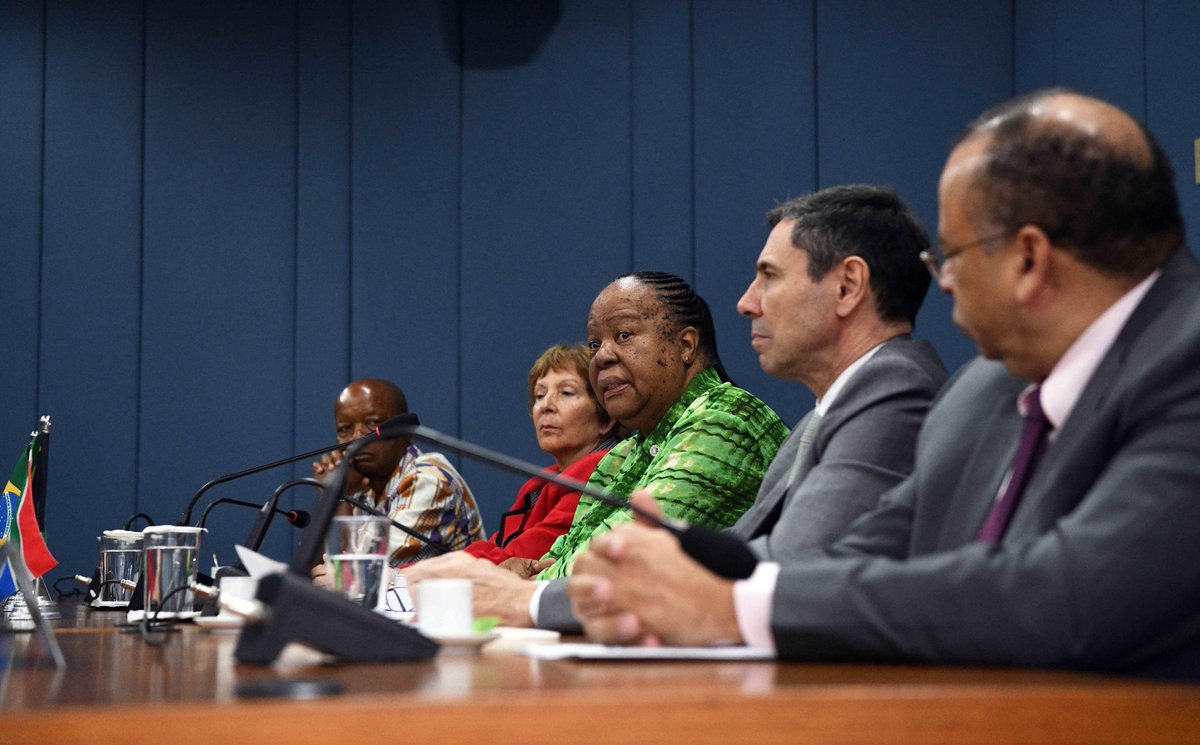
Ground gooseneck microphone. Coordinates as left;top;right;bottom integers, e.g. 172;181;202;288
196;497;311;530
289;413;424;574
243;478;323;553
339;495;450;555
236;412;439;666
394;424;759;581
175;415;414;526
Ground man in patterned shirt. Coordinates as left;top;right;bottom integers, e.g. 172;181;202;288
313;379;484;566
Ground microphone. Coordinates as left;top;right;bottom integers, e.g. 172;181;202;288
175;413;417;526
216;479;325;585
197;497;311;530
388;424;759;580
339;495;449;555
235;412;439;665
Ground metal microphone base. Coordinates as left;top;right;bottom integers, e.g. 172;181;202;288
234;572;440;665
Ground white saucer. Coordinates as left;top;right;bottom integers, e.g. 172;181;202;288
193;614;245;630
90;599;131;609
126;609;201;623
494;627;560;643
427;630;500;648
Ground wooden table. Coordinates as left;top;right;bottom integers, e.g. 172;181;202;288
3;603;1199;745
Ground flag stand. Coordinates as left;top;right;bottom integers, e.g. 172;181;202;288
2;417;61;621
0;539;65;668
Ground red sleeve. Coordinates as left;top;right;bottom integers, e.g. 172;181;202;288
470;450;609;564
463;472;549;563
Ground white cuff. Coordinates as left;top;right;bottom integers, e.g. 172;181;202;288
528;580;549;626
733;561;779;654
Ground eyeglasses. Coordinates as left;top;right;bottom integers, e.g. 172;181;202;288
919;231;1012;280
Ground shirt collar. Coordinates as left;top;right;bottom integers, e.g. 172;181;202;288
815;342;885;416
1027;269;1160;429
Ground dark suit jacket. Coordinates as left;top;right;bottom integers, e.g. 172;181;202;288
772;249;1200;681
538;337;947;632
729;337;948;559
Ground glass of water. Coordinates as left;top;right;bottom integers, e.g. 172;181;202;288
326;515;389;609
142;526;205;615
98;529;144;605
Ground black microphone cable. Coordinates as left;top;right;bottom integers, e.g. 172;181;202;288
123;512;155;530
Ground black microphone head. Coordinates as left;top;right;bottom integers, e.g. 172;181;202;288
376;412;420;439
677;524;759;580
287;510;312;528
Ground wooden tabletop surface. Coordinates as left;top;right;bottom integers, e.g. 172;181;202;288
3;601;1199;745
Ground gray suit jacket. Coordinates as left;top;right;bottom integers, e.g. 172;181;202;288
772;249;1200;681
729;337;948;560
538;336;948;633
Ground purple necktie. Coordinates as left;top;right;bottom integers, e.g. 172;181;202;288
978;386;1052;543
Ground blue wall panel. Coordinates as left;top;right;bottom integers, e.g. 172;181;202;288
1146;1;1200;256
39;0;143;577
4;0;1198;584
1014;0;1056;92
293;0;352;514
459;2;634;512
692;0;817;427
350;1;461;457
631;0;693;271
1051;0;1145;119
0;2;43;459
818;0;1013;382
140;1;297;565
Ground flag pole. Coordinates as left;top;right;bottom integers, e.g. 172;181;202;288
33;416;50;531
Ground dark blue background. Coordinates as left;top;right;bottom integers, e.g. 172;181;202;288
1;0;1197;586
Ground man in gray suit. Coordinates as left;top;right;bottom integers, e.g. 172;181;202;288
407;185;947;632
569;90;1200;681
727;186;948;560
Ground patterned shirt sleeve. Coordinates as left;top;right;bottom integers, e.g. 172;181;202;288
383;453;485;567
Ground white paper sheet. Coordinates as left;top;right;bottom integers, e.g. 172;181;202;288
234;544;289;578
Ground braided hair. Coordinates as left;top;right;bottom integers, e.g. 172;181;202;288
617;271;735;386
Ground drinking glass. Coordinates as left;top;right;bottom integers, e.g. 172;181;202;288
326;515;389;609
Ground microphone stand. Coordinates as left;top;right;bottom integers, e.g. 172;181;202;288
216;478;323;581
175;415;415;526
234;413;439;665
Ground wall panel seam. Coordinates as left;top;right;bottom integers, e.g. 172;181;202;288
688;0;695;281
456;0;464;439
135;0;148;512
292;0;301;465
35;0;46;418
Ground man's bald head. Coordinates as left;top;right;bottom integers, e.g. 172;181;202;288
337;379;408;421
952;88;1183;278
334;379;410;483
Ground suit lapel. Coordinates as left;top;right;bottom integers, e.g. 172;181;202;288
733;411;814;539
932;385;1024;549
1005;253;1194;539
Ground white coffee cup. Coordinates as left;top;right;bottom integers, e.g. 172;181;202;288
417;578;473;637
218;575;259;603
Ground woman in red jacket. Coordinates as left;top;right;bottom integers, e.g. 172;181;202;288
464;344;621;563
